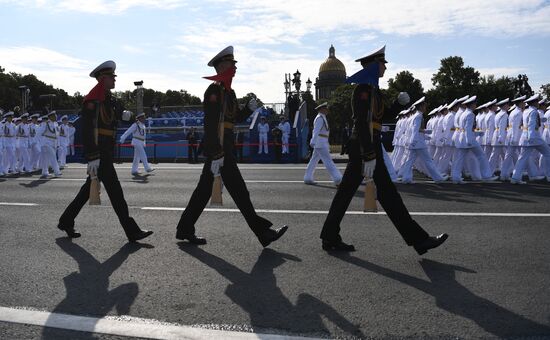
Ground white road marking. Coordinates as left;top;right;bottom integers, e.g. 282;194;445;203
0;202;39;206
141;207;550;217
0;306;318;340
52;165;348;170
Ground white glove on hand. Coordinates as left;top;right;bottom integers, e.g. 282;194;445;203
122;110;133;121
398;92;410;105
247;98;258;112
87;159;100;178
119;138;125;144
362;159;376;178
210;157;224;177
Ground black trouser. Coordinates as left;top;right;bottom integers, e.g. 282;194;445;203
59;147;141;238
320;136;429;246
188;144;198;163
177;129;272;236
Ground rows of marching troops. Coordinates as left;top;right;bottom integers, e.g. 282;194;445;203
390;94;550;184
0;110;75;178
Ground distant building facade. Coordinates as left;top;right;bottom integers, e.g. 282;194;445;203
314;45;347;101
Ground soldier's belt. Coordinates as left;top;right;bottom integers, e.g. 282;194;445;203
319;134;329;138
132;136;145;141
43;135;57;140
450;128;456;131
372;122;382;131
98;128;116;137
223;122;234;129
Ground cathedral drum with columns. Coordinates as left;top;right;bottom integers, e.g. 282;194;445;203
315;45;347;101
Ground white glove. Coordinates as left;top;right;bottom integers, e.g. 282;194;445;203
87;159;100;178
381;125;390;132
210;157;224;177
119;138;125;144
362;159;376;178
247;98;258;111
397;92;410;105
122;110;133;121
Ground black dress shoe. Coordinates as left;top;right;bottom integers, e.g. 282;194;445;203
128;230;154;242
413;233;448;255
258;225;288;247
57;224;81;238
322;240;355;251
176;231;207;245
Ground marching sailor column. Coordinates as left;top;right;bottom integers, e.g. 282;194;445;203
511;95;550;184
320;45;448;254
58;60;153;242
257;116;269;154
502;96;526;179
119;112;154;176
437;102;456;175
175;46;288;247
2;111;17;174
399;97;446;183
304;102;343;185
488;98;510;178
68;121;76;156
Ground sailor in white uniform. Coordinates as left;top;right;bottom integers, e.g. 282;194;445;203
2;111;17;174
488;98;510;177
257;116;270;154
511;95;550;184
28;114;42;171
0;114;5;176
16;113;32;173
304;102;342;185
120;112;154;176
57;115;70;168
37;111;62;178
277;115;291;154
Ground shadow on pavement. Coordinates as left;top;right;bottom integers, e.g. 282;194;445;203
42;238;152;339
179;244;365;339
331;253;550;338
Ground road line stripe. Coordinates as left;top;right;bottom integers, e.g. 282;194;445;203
0;306;318;340
141;207;550;217
0;202;39;206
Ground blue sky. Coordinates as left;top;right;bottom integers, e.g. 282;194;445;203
1;0;549;103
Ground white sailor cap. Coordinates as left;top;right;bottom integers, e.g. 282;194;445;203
37;117;43;122
447;99;460;110
30;113;40;119
20;112;29;118
486;99;497;107
136;112;146;119
524;94;540;103
475;103;487;111
427;107;438;116
207;46;237;67
3;111;14;118
512;95;527;103
13;117;21;123
90;60;116;78
538;98;547;105
60;115;68;121
411;96;425;107
495;98;509;106
315;102;329;110
508;104;516;112
355;45;387;64
457;95;470;103
463;96;477;105
48;110;57;117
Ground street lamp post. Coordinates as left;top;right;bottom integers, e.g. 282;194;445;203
134;80;144;115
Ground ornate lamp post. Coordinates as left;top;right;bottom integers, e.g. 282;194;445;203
134;80;144;115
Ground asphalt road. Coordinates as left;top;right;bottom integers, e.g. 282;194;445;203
0;162;549;339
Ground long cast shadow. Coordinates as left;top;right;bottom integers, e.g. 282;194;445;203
42;238;151;339
179;244;365;339
331;253;550;338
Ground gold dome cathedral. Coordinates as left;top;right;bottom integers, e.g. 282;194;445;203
315;45;347;100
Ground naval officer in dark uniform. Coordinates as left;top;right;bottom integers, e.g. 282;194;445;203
320;46;448;254
176;46;288;246
57;61;153;242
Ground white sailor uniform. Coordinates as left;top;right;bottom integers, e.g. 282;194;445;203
119;120;153;175
304;112;342;185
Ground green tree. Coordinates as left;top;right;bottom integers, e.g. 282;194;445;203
237;92;264;108
475;75;516;104
540;83;550;98
328;84;354;144
427;56;480;109
386;71;424;105
513;74;534;97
